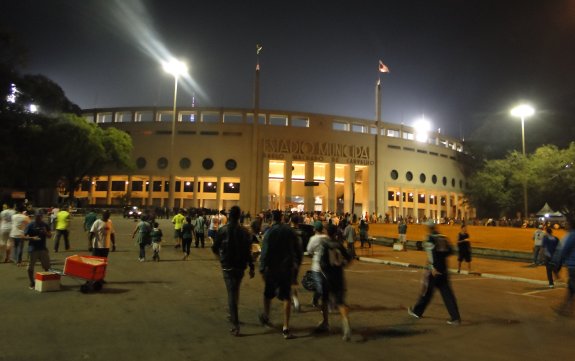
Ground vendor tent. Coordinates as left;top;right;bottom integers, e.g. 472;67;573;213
536;203;563;217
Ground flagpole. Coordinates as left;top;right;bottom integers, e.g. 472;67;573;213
251;44;262;215
375;76;381;219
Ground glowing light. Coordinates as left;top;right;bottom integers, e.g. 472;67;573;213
29;104;39;113
207;182;212;186
413;117;431;142
162;59;188;78
510;104;535;118
185;181;191;186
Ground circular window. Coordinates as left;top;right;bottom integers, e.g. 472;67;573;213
136;157;147;169
390;170;399;180
202;158;214;170
432;175;438;184
442;176;447;186
157;157;168;169
406;171;413;181
179;158;191;169
225;159;237;171
420;173;426;183
451;178;456;187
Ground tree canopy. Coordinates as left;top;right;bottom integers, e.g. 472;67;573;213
465;143;575;221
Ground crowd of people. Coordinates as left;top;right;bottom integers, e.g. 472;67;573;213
1;201;575;340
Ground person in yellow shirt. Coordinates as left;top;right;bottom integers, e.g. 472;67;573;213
172;209;186;249
54;207;71;252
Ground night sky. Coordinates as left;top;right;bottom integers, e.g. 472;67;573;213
1;0;574;139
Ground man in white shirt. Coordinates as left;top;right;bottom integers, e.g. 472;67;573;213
0;204;16;263
10;204;30;266
89;210;115;257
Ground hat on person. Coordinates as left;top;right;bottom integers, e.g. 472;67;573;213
313;221;324;232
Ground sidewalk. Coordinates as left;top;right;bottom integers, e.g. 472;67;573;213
356;242;566;287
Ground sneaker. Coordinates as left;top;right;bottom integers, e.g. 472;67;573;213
230;327;240;337
29;282;35;290
282;328;294;339
258;313;273;328
315;321;329;333
292;297;301;312
447;319;461;325
139;258;145;262
342;319;351;341
549;284;555;288
407;307;421;319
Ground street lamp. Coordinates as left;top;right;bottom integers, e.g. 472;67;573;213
162;58;188;209
510;103;535;220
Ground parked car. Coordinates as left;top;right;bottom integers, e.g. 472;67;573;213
123;206;142;219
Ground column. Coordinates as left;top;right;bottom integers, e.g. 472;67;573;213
365;166;375;218
414;189;419;223
105;176;112;205
343;164;355;214
147;176;153;207
398;186;404;220
326;163;336;213
126;175;132;204
425;192;431;220
260;159;270;211
284;160;293;210
304;161;314;212
382;182;388;221
193;177;199;208
216;177;223;211
88;177;95;205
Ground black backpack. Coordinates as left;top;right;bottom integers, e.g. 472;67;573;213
320;241;347;273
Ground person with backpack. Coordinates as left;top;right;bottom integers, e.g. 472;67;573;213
408;221;461;325
211;206;255;336
316;223;353;341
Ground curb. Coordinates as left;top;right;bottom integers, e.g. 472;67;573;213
358;256;555;286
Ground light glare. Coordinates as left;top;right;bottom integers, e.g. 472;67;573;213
510;104;535;118
162;59;188;77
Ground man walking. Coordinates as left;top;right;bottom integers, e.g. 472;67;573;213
84;209;98;251
408;221;461;325
211;206;255;336
24;211;51;289
89;210;115;257
53;206;71;252
532;225;545;265
552;218;575;316
398;219;408;251
259;210;303;339
0;204;15;263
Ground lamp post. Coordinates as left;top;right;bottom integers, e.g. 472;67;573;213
162;59;188;209
510;103;535;220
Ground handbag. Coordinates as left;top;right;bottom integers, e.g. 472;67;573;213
301;270;316;291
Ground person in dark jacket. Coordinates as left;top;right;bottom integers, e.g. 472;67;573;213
541;227;559;288
258;210;303;339
408;221;461;325
212;206;255;336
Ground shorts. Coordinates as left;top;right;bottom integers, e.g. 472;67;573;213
263;271;292;301
208;229;217;240
458;249;471;262
174;229;182;239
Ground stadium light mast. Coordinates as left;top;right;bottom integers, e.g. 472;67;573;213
510;103;535;220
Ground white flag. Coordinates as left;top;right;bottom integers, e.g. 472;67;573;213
379;60;390;73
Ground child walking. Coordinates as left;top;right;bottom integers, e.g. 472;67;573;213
151;222;163;262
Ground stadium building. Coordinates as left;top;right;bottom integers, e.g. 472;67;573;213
74;106;474;222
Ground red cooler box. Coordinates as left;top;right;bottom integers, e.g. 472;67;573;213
64;255;108;281
35;271;61;292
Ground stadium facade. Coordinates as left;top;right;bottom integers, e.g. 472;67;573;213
75;106;474;222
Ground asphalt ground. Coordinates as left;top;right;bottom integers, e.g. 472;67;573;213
1;216;574;361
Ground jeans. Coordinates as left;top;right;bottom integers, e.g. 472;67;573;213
347;241;356;259
413;271;461;321
223;269;245;328
54;229;70;251
311;271;326;305
182;237;192;256
12;238;24;264
27;249;50;285
195;233;205;248
139;243;146;259
533;245;542;264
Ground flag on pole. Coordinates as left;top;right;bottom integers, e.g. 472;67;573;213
379;60;389;73
256;44;263;55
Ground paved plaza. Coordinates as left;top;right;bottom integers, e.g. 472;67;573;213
2;216;574;361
